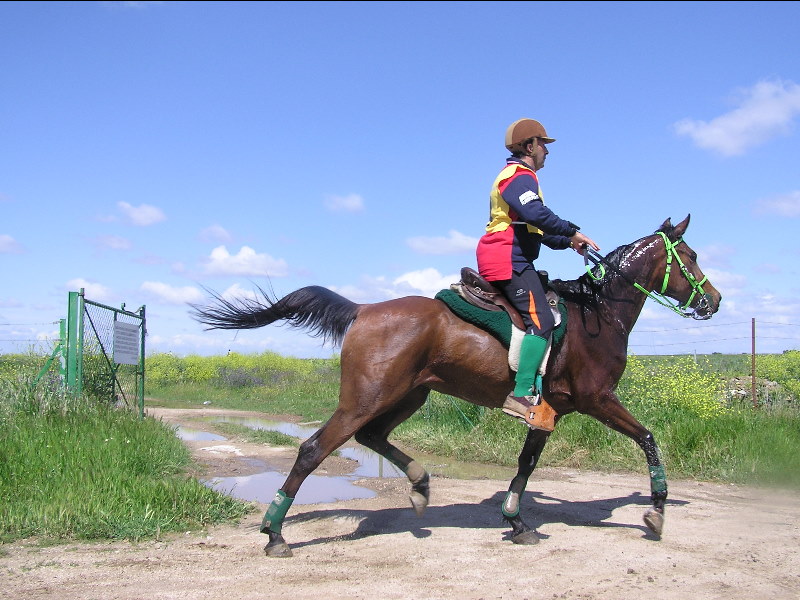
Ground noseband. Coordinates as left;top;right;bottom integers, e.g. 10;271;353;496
585;232;712;320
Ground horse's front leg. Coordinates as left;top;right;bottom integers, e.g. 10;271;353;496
503;427;551;545
640;431;666;535
586;392;666;537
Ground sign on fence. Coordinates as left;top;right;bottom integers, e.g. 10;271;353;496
113;321;141;365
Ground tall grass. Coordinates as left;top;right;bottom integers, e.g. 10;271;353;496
141;350;800;489
0;373;251;543
146;351;341;420
4;348;796;544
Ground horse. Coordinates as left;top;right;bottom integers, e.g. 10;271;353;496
190;215;721;557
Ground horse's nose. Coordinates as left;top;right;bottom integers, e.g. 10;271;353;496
704;292;721;315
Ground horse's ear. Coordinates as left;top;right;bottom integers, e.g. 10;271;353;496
672;214;691;239
660;217;673;231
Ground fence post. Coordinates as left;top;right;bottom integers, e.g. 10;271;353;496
65;289;85;396
751;317;757;408
138;304;146;419
58;318;67;382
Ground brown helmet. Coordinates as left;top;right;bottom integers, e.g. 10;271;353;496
504;118;556;152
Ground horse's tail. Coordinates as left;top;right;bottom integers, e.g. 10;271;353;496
190;285;360;347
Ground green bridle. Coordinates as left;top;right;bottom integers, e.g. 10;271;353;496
584;231;711;319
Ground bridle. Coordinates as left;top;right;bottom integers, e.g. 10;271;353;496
584;232;713;320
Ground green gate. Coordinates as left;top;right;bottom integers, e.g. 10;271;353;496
36;289;146;417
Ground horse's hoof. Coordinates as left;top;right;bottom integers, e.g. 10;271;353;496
643;509;664;536
410;490;428;517
264;541;293;558
511;530;540;545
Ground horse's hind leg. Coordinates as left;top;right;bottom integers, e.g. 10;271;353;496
354;387;431;516
261;408;372;557
503;426;552;545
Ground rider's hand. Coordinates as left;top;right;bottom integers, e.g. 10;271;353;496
570;232;600;255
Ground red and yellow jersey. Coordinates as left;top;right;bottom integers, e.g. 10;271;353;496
476;159;576;281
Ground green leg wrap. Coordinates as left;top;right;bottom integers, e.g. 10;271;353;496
513;334;548;397
260;490;294;534
502;491;520;518
649;465;667;495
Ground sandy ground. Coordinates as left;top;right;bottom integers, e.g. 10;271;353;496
2;407;798;600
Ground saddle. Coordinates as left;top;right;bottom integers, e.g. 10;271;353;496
450;267;556;332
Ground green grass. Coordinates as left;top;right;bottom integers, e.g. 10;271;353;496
142;351;800;489
145;351;341;421
0;375;252;544
212;421;299;447
3;348;798;545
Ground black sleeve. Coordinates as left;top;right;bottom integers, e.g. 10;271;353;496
541;234;572;250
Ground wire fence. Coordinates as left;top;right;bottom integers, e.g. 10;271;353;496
628;319;799;355
2;319;800;356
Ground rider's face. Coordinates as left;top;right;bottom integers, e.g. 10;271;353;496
529;139;549;171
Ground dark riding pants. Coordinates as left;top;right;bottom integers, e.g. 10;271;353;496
494;265;555;337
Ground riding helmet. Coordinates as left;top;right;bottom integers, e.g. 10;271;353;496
505;118;556;152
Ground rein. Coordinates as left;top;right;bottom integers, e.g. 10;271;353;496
583;232;711;319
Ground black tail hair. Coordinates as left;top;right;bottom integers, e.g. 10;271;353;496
189;285;360;347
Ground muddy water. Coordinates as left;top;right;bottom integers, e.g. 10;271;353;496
175;416;516;505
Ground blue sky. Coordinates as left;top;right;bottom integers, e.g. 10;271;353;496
2;0;800;359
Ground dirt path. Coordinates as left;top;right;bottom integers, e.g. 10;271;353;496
2;407;798;600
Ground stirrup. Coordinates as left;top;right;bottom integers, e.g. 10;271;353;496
502;394;556;432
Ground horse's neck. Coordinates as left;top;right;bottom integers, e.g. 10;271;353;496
598;237;662;335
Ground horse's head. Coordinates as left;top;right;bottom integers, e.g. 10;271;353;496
648;215;722;320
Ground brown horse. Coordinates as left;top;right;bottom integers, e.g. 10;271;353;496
191;215;721;557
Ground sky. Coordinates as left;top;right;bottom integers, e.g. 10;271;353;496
2;0;800;360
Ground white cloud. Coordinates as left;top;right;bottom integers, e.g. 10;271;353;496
140;281;205;304
95;235;132;250
0;298;23;308
117;201;166;226
102;1;164;9
324;193;364;212
65;278;112;302
203;245;288;277
199;224;232;243
0;234;23;253
674;79;800;156
703;268;747;297
220;283;260;301
392;268;459;298
698;243;736;269
754;263;781;274
327;270;459;303
406;230;478;255
754;190;800;217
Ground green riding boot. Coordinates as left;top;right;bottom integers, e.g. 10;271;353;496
501;334;557;432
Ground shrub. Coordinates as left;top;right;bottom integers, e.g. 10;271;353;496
614;355;727;418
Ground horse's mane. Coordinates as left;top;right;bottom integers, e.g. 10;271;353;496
549;221;676;307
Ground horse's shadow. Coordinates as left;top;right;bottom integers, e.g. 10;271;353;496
276;490;688;550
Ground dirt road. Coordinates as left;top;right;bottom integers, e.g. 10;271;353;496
2;408;798;600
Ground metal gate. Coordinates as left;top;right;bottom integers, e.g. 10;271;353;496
35;289;146;417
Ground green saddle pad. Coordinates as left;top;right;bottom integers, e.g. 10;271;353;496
434;289;567;348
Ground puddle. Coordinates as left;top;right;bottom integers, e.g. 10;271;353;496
203;469;378;505
208;415;320;439
175;415;515;505
174;426;227;442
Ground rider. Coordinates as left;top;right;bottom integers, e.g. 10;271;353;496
476;118;600;432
